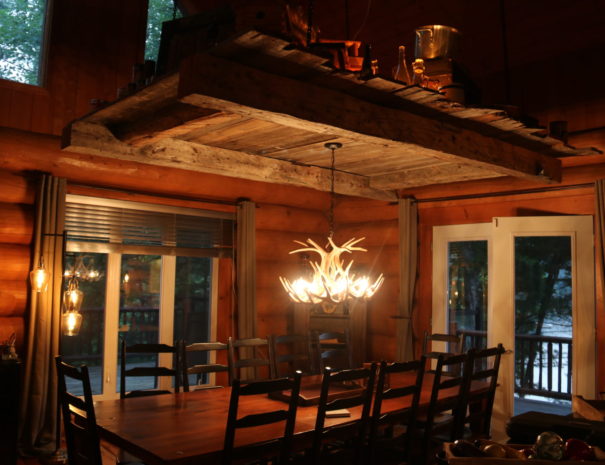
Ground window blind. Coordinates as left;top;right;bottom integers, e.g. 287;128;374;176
64;195;234;258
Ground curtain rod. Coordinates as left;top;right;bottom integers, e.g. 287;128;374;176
68;183;239;207
414;182;594;203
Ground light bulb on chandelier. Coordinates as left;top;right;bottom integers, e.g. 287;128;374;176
279;142;384;307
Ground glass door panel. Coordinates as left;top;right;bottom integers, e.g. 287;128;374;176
514;236;572;415
60;252;107;395
173;256;213;387
117;254;161;393
448;240;488;351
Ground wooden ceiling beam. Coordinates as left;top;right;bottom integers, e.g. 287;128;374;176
63;121;397;201
178;53;561;184
369;163;501;189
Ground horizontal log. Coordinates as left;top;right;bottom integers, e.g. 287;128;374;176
64;121;397;202
336;198;397;223
256;203;328;233
0;127;331;211
334;220;399;247
0;317;25;355
0;170;36;204
0;280;28;316
255;230;327;261
0;244;30;281
0;203;34;244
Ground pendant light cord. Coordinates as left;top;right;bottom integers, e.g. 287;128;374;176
324;142;342;239
329;146;335;238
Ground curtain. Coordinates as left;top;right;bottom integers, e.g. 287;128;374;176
596;180;605;324
397;198;418;361
18;175;66;456
236;200;256;339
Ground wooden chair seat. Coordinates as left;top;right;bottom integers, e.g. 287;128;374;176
56;356;146;465
368;358;426;465
309;365;377;465
228;337;273;383
120;341;180;399
223;373;302;465
270;333;314;378
180;340;229;390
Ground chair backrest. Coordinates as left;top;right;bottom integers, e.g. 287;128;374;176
120;340;180;399
312;329;353;372
463;344;505;438
269;333;314;378
311;365;377;465
368;357;426;464
222;372;302;465
227;336;272;383
422;331;462;357
55;356;102;465
421;352;469;455
180;340;229;391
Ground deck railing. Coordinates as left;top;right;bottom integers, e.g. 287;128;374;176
458;329;572;401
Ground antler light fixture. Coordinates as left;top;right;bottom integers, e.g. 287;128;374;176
279;143;384;306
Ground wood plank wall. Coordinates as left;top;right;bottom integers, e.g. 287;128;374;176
0;0;146;135
0;127;329;355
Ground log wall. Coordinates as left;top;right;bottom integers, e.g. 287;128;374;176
334;197;399;361
0;127;330;356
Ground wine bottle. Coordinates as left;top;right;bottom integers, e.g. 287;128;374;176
393;45;411;84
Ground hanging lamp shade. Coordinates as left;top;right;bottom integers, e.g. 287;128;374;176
30;256;50;293
62;277;84;336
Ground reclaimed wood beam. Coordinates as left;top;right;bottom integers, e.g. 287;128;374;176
63;121;397;201
369;163;501;189
178;53;561;184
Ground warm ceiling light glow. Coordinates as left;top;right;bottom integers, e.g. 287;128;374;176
279;236;384;305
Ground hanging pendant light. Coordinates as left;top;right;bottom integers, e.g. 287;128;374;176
62;276;83;336
30;255;50;293
279;143;384;306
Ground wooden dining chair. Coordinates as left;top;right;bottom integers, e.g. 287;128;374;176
367;357;426;465
418;353;470;464
56;356;144;465
422;331;462;358
227;336;273;383
461;344;505;439
309;365;377;465
180;340;229;391
312;329;353;372
120;340;180;398
222;372;302;465
269;333;314;378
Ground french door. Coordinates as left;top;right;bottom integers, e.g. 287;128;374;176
433;216;595;432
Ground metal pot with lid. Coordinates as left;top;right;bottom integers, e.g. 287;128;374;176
415;25;460;60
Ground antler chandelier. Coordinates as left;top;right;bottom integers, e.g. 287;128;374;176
279;143;384;305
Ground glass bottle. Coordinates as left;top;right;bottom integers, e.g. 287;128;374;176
412;58;426;86
392;45;411;85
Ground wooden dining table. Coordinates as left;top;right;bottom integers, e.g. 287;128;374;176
93;373;487;465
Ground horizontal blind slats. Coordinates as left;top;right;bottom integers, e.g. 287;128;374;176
65;202;234;251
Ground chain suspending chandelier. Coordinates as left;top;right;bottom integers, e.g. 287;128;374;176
279;143;384;305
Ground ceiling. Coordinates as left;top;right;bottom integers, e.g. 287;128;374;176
63;30;596;201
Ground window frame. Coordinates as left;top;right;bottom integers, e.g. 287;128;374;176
63;194;230;400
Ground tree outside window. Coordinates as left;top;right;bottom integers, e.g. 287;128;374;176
0;0;47;85
145;0;182;63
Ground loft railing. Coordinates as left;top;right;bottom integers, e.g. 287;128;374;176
458;329;572;401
